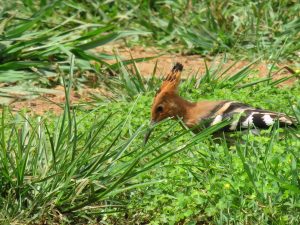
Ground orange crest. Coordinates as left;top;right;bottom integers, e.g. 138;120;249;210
150;63;184;124
144;63;184;144
158;63;183;94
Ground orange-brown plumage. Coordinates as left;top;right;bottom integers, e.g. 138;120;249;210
150;63;225;127
144;63;297;144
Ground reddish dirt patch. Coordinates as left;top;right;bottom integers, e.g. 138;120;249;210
6;46;299;115
9;86;108;115
98;46;298;83
10;86;79;115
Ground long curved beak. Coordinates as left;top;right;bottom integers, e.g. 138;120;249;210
144;120;155;145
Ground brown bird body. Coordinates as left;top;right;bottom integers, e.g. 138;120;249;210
144;63;297;143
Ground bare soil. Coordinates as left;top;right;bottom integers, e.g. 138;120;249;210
99;46;296;81
8;46;299;115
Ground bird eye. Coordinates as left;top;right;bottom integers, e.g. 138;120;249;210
156;105;163;113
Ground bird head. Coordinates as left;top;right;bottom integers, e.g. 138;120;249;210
144;63;183;144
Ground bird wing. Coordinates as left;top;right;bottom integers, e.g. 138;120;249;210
205;101;297;131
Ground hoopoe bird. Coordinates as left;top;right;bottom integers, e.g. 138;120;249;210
144;63;297;144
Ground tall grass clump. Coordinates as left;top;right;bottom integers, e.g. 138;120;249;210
0;0;149;92
0;55;231;224
116;0;300;59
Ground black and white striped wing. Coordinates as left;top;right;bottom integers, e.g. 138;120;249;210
209;101;297;131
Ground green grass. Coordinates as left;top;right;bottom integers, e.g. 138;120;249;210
1;56;300;224
0;1;299;90
1;0;300;224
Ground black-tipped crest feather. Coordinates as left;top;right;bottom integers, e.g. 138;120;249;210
172;63;183;72
164;63;183;82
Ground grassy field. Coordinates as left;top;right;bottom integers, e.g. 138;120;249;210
1;1;300;224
